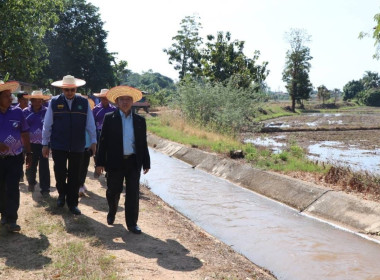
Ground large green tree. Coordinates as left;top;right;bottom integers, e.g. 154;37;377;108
0;0;63;82
201;31;268;89
42;0;115;92
163;15;203;80
343;80;364;101
282;29;313;112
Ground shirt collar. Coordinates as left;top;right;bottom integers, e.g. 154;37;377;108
119;109;132;119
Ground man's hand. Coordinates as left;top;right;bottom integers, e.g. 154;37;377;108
25;152;32;169
95;166;104;176
90;143;96;157
0;143;9;153
42;146;50;158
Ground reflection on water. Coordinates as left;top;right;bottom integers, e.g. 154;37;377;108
244;136;380;175
308;141;380;174
145;149;380;280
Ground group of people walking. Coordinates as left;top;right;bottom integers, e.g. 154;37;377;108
0;75;150;234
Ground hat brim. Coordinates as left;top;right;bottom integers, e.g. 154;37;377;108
107;86;142;103
24;95;51;100
88;98;95;110
51;78;86;88
0;81;19;93
93;93;108;97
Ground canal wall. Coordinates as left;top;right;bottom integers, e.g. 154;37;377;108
147;133;380;238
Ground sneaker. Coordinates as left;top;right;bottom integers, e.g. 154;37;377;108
79;187;85;197
7;223;21;232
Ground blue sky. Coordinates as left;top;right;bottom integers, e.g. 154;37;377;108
88;0;379;91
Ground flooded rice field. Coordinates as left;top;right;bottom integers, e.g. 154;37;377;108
244;111;380;174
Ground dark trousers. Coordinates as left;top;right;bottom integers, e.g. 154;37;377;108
0;153;23;223
26;143;50;192
52;150;83;208
79;149;91;186
106;155;141;227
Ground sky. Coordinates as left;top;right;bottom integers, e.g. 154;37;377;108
88;0;380;92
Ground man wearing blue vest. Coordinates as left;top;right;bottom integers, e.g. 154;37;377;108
42;75;97;215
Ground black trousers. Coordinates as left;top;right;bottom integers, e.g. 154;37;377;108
52;150;83;208
0;153;23;223
79;149;91;187
106;155;141;227
26;143;50;192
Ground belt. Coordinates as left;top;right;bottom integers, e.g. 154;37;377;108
123;154;135;159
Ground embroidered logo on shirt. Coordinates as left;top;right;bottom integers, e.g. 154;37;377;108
57;104;64;109
78;105;83;110
10;120;20;128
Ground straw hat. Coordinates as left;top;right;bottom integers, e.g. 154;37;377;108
93;88;109;97
24;90;51;100
75;93;95;110
0;80;19;93
51;75;86;88
106;86;142;103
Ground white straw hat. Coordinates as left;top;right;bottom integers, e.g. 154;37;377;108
51;75;86;88
24;90;51;100
106;86;142;103
0;80;19;93
93;88;109;97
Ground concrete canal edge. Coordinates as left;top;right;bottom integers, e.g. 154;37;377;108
147;133;380;239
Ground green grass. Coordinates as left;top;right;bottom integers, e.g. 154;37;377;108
146;114;326;174
50;241;119;280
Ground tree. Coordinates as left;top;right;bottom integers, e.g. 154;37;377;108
123;70;175;93
282;29;313;112
343;80;364;101
201;31;269;89
112;60;131;86
359;12;380;59
42;0;115;92
0;0;63;82
332;88;341;104
317;85;330;104
163;15;203;80
361;71;380;90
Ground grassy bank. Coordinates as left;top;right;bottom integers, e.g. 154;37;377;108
146;111;325;174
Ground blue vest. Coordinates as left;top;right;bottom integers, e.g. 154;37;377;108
51;94;88;152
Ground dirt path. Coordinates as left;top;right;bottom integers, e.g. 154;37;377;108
0;158;275;280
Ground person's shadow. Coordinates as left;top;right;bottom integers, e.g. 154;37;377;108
38;194;202;272
0;229;51;269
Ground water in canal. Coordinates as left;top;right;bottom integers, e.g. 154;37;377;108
144;148;380;280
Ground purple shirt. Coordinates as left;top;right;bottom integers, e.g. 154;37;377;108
92;103;116;130
23;105;47;144
0;106;29;156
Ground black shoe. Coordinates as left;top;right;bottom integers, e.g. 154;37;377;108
7;223;21;232
57;196;65;207
0;214;6;225
69;206;81;215
28;184;35;192
41;191;50;198
127;225;142;234
107;214;115;225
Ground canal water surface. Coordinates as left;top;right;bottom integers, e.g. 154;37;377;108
144;148;380;280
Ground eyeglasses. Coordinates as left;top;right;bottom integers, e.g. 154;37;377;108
63;88;76;93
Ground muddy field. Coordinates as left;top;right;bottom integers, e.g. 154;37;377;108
243;109;380;174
